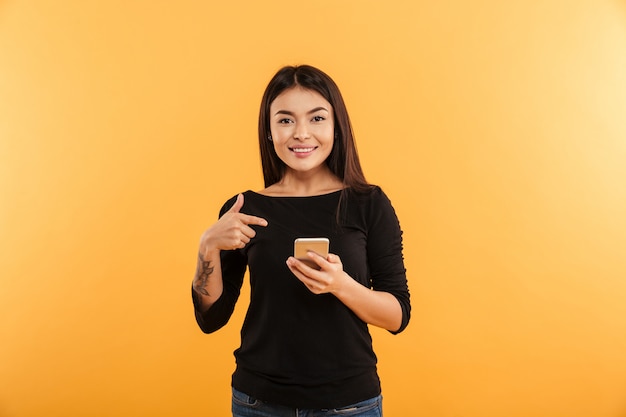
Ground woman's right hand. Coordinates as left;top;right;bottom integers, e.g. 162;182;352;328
199;193;268;258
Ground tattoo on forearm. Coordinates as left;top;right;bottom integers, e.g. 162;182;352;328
193;254;214;296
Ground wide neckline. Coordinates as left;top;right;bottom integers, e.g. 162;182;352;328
246;189;343;198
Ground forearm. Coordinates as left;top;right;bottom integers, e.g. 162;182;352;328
333;275;403;332
192;249;223;313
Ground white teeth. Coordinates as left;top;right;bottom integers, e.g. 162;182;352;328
292;147;315;153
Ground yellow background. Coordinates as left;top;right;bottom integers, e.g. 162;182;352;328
2;1;626;416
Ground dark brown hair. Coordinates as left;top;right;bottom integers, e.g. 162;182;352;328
258;65;372;193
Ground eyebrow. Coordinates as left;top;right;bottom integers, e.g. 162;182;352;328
274;107;329;116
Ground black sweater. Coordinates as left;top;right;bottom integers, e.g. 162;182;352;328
193;187;410;408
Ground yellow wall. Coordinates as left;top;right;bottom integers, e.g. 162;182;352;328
2;1;626;416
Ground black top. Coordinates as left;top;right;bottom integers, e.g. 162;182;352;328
193;186;410;408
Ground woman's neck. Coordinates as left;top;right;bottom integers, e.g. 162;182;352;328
261;168;343;197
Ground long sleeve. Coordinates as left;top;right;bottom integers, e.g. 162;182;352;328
192;188;410;408
365;187;411;334
192;196;248;334
192;248;247;333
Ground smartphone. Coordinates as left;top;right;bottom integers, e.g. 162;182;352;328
294;238;329;270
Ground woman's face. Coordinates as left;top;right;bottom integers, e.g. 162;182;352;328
269;87;335;177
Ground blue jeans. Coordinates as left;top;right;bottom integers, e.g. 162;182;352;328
232;388;383;417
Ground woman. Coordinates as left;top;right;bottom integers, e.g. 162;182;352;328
192;65;410;416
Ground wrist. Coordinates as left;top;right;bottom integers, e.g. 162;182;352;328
199;245;220;261
331;271;356;298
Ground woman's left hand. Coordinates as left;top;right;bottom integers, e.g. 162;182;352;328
286;252;348;295
287;251;403;331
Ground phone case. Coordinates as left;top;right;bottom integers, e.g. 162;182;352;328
294;238;329;270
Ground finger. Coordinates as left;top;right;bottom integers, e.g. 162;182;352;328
227;193;244;214
288;256;318;274
287;258;313;280
240;213;268;227
287;262;324;294
286;258;302;278
306;251;328;267
307;250;325;259
325;253;341;264
239;224;257;240
235;232;251;249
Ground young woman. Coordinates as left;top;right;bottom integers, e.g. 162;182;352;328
192;65;410;417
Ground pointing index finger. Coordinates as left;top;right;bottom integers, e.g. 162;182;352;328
240;213;268;227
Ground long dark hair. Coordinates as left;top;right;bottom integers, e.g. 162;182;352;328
258;65;372;193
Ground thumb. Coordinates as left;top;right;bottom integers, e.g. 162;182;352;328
228;193;244;213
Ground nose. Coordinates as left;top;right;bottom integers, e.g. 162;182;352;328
293;123;310;140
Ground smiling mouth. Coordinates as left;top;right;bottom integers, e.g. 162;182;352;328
290;147;317;153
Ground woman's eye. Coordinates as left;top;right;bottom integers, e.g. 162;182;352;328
312;116;325;122
278;118;293;124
